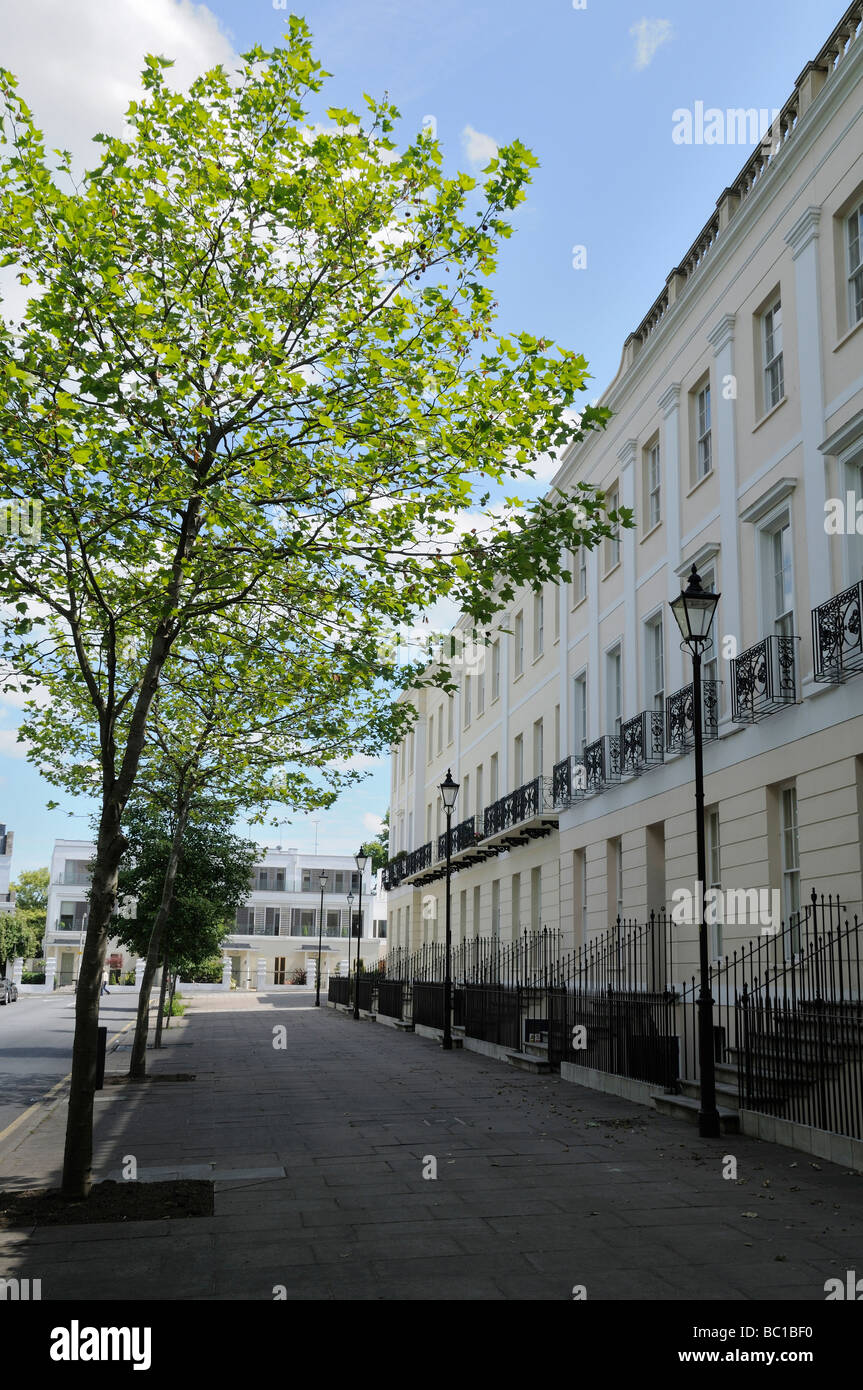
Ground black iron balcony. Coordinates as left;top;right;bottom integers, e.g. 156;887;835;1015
620;709;664;776
582;734;622;792
812;581;863;684
382;854;408;891
731;634;798;723
482;776;556;842
665;680;720;751
403;841;433;879
437;815;478;860
552;755;588;807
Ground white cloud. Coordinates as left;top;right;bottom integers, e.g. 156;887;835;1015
362;811;384;835
0;726;28;759
629;18;674;71
0;0;235;166
329;753;385;773
461;124;498;166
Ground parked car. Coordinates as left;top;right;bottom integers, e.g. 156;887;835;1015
0;977;18;1004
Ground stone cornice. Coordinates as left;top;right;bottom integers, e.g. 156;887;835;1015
707;313;736;356
785;205;821;258
658;383;681;417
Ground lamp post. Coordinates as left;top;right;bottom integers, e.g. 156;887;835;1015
439;769;460;1050
345;890;354;1004
353;849;369;1020
315;870;328;1007
670;564;722;1140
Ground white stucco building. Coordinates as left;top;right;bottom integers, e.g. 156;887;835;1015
385;5;863;979
42;839;385;989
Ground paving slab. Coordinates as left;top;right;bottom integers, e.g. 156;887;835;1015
1;989;862;1301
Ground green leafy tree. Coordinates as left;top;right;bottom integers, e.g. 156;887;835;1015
0;25;623;1197
0;867;49;971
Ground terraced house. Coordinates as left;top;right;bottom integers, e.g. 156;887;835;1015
385;3;863;977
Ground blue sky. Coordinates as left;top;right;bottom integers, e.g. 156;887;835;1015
0;0;842;872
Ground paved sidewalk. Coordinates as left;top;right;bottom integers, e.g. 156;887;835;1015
1;992;861;1301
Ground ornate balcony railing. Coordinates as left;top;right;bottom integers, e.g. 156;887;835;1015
482;776;554;839
665;680;721;751
812;581;863;684
582;734;622;792
382;855;408;891
731;635;798;723
620;709;664;776
404;842;433;878
437;815;477;860
552;755;588;807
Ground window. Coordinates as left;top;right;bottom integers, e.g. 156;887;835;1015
514;611;524;676
780;785;801;948
436;707;443;755
426;803;432;841
475;764;483;826
264;907;281;936
462;773;470;820
847;200;863;328
573;673;587;755
606;646;622;735
769;522;794;637
605;486;620;571
577;546;587;603
473;885;481;936
447;696;454;744
290;908;317;937
554;585;561;642
534;591;544;659
490;752;499;803
459;888;467;938
645;438;661;529
514;733;524;785
707;809;721;959
491;879;501;942
762;298;784;411
645;615;664;713
533;718;544;778
512;873;521;932
531;867;541;930
554;704;561;763
463;673;471;728
700;565;719;692
326;909;343;936
235;906;254;931
476;661;485;716
491;640;501;700
695;380;712;479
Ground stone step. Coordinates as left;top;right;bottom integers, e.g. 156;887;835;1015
678;1078;741;1105
506;1050;552;1075
651;1092;739;1133
522;1040;550;1059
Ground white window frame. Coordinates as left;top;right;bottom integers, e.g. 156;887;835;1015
534;590;544;659
645;438;661;530
695;379;712;480
780;783;801;950
762;297;784;412
706;808;722;959
514;610;524;676
606;644;622;735
847;200;863;329
573;671;587;755
491;640;501;701
604;486;620;572
644;612;665;714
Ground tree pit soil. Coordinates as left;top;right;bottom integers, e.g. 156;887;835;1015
0;1179;214;1226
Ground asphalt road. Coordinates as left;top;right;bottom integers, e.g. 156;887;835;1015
0;991;140;1136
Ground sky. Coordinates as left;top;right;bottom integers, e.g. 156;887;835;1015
0;0;845;872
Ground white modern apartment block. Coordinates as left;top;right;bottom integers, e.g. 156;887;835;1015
44;839;134;986
222;848;382;988
43;840;384;989
385;5;863;977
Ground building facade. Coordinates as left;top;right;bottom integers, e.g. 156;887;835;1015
43;840;385;988
385;5;863;982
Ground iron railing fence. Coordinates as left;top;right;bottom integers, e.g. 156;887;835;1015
735;902;863;1138
677;893;860;1087
548;986;678;1086
328;977;351;1006
412;981;446;1030
462;984;524;1050
377;979;405;1019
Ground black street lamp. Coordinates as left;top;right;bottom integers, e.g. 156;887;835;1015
671;563;722;1139
315;870;328;1007
439;768;460;1050
353;849;369;1020
345;890;354;1003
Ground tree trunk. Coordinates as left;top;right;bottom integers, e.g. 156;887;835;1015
165;970;178;1030
154;947;171;1048
128;801;189;1079
60;811;127;1199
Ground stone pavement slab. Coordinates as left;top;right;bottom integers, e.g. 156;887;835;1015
1;989;862;1301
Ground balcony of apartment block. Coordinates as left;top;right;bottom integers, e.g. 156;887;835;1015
51;872;92;888
812;580;863;685
730;633;799;723
664;678;722;751
553;711;666;809
480;775;558;851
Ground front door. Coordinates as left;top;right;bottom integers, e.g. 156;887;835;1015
274;956;286;985
59;952;74;987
